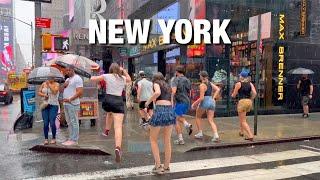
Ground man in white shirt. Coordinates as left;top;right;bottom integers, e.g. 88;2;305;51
137;71;153;126
62;67;83;146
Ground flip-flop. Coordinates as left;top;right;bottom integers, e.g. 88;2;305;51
44;140;49;145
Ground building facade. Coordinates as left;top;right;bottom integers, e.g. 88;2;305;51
0;0;14;82
123;0;320;116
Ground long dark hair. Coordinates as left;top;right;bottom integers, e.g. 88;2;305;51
109;63;123;79
152;72;171;93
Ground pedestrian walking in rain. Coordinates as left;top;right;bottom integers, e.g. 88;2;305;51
137;71;154;127
145;72;176;174
62;67;83;146
231;70;257;141
171;66;193;145
90;63;131;163
38;77;60;145
297;74;313;118
192;71;220;142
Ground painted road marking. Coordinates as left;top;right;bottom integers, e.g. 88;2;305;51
300;145;320;152
28;149;320;180
176;161;320;180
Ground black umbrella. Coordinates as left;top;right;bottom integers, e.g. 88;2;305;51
27;67;65;85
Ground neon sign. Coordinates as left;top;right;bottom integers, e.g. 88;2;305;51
278;14;285;101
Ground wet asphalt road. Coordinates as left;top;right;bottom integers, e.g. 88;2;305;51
1;96;320;179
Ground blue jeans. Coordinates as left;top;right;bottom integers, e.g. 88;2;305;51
41;105;58;139
64;103;80;141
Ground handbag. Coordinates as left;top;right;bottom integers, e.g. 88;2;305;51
40;88;49;110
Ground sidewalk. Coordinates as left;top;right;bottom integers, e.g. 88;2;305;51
24;104;320;155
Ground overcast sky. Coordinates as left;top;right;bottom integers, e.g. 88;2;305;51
14;0;34;66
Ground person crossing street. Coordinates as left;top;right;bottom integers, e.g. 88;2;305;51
137;71;154;127
171;66;193;145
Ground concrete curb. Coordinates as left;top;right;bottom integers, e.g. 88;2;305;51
29;144;110;155
186;135;320;152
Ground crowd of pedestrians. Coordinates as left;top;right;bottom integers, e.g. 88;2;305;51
38;63;261;175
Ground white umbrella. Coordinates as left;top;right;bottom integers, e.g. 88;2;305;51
46;54;99;78
28;67;65;85
288;68;314;75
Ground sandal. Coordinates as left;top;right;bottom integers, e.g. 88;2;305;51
244;137;254;141
50;139;56;144
44;140;49;145
152;165;164;175
163;167;170;173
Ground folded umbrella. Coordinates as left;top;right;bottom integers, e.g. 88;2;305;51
47;54;99;78
28;67;65;85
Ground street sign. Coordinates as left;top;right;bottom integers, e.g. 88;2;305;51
23;0;52;3
35;17;51;28
54;37;69;51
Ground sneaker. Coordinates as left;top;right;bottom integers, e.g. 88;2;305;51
115;147;122;163
152;165;164;175
186;124;193;135
211;137;220;143
194;133;203;139
174;139;185;145
62;140;78;146
102;129;109;137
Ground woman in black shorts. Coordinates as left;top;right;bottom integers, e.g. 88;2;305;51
144;72;176;174
90;63;131;163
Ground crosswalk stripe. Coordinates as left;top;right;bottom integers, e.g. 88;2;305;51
176;160;320;180
29;149;320;180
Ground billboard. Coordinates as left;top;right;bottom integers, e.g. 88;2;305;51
0;0;14;81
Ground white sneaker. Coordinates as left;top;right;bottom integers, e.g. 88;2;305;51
194;133;203;139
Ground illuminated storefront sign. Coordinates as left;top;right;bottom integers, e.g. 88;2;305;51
300;0;307;36
278;14;285;101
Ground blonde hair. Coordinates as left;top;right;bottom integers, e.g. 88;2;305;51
240;76;250;83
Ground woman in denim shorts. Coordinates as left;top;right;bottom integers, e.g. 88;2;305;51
192;71;221;142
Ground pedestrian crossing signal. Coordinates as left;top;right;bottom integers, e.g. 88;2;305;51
54;37;70;52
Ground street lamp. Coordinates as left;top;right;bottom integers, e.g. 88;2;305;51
0;14;34;68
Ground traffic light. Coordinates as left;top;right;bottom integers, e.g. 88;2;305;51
42;33;52;51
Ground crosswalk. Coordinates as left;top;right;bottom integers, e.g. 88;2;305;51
30;148;320;180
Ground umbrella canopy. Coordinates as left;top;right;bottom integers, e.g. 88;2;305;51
46;54;99;78
28;67;65;85
288;68;314;75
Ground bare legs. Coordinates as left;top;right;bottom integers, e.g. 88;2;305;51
206;110;218;135
113;113;124;148
105;112;113;131
105;112;124;148
149;125;173;168
195;108;205;133
238;111;253;139
195;108;218;133
303;105;309;115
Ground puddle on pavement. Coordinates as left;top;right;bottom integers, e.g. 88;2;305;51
6;132;40;142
